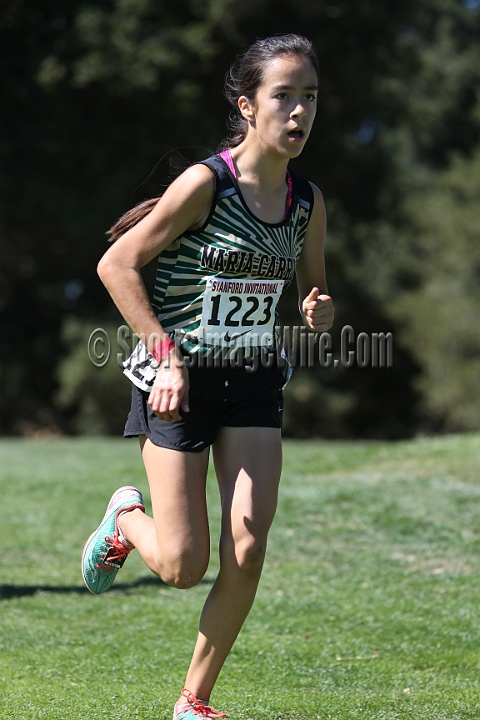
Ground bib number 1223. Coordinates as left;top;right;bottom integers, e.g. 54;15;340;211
200;277;284;347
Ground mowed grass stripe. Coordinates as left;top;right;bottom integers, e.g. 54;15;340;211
0;434;479;719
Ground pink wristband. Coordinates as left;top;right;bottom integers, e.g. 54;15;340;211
151;337;176;362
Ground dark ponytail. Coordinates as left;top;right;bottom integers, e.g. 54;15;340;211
220;34;319;151
106;197;160;242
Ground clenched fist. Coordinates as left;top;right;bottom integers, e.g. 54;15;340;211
301;287;334;332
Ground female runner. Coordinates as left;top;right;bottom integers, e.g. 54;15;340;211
82;34;334;720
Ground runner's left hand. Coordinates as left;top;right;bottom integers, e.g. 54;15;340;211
302;287;334;332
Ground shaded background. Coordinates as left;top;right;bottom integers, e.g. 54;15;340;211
1;0;480;439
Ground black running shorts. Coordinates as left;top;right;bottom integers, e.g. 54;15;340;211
123;363;284;452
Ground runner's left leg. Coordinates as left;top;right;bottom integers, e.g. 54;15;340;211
179;426;282;702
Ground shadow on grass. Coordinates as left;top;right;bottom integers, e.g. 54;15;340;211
0;575;214;600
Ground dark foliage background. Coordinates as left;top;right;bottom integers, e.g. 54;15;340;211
1;0;480;438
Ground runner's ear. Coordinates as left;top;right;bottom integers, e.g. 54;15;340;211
238;95;255;121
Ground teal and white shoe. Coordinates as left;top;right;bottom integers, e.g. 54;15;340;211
82;486;144;594
173;690;228;719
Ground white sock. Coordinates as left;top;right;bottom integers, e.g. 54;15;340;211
117;511;134;547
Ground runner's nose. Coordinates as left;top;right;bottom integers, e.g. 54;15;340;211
291;102;307;120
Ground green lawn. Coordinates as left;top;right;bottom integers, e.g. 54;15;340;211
0;434;479;719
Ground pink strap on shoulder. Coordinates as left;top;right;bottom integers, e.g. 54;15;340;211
219;149;236;178
284;170;293;220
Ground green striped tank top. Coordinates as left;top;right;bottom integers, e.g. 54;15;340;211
123;154;314;390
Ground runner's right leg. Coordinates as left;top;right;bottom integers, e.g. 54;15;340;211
119;436;211;588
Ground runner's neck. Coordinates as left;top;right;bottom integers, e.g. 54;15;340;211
219;148;293;221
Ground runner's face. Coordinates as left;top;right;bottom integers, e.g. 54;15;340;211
247;55;318;158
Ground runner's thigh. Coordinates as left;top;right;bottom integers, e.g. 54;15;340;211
140;437;211;574
212;427;282;565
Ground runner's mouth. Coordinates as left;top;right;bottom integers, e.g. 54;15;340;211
287;129;305;139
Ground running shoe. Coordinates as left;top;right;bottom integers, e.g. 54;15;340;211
82;485;145;594
173;689;228;719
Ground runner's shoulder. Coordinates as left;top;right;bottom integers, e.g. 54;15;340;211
167;163;215;206
308;181;324;200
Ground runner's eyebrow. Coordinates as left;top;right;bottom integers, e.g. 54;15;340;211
271;84;318;92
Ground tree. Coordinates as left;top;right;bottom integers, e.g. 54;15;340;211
1;0;479;436
389;148;480;431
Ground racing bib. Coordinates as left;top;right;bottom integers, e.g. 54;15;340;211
199;277;284;348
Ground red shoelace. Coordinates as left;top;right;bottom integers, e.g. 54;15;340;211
179;689;228;719
96;533;132;572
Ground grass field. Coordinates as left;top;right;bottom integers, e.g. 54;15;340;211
0;434;479;720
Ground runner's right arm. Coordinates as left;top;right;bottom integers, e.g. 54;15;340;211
97;164;215;420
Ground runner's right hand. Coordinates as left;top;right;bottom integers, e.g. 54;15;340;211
148;351;190;422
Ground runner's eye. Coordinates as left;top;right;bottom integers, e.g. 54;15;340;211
305;93;317;102
275;93;289;100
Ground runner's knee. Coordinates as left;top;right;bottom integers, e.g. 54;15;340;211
238;539;265;575
222;535;266;576
157;552;209;589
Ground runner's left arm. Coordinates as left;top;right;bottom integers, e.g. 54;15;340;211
296;183;334;333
